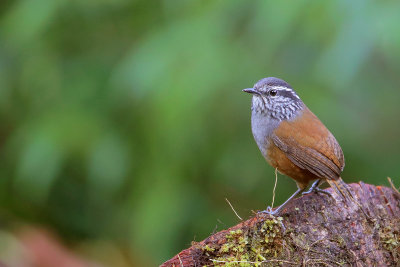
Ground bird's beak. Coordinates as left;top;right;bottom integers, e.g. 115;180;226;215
242;88;260;95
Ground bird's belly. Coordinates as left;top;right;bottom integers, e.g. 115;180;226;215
266;142;319;187
250;112;317;186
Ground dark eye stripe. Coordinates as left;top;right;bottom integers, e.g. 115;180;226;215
278;90;299;100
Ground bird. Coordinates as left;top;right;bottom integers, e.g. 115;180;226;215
243;77;354;215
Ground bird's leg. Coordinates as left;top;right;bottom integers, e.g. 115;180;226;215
302;179;330;196
259;187;305;215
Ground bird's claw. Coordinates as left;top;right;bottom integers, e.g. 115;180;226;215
302;188;330;196
258;206;279;216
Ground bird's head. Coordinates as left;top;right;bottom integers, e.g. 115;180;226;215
243;77;304;120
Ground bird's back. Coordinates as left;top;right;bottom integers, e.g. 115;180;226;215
266;107;344;187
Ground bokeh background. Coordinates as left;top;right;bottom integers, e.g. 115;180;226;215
0;0;400;266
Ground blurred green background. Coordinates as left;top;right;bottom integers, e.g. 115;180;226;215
0;0;400;266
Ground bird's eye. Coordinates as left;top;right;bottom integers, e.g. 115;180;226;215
269;90;277;96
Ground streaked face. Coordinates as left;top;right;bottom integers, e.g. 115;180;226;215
244;77;303;120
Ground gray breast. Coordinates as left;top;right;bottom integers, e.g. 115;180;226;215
251;110;280;158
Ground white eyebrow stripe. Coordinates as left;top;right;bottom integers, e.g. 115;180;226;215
270;86;300;99
270;86;292;91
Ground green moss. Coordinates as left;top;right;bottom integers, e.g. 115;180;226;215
335;235;346;248
379;226;400;251
203;244;216;252
200;217;287;266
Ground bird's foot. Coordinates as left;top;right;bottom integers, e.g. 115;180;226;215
302;187;331;196
258;206;279;216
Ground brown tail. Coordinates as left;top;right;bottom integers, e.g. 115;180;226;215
326;177;355;204
327;178;370;218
